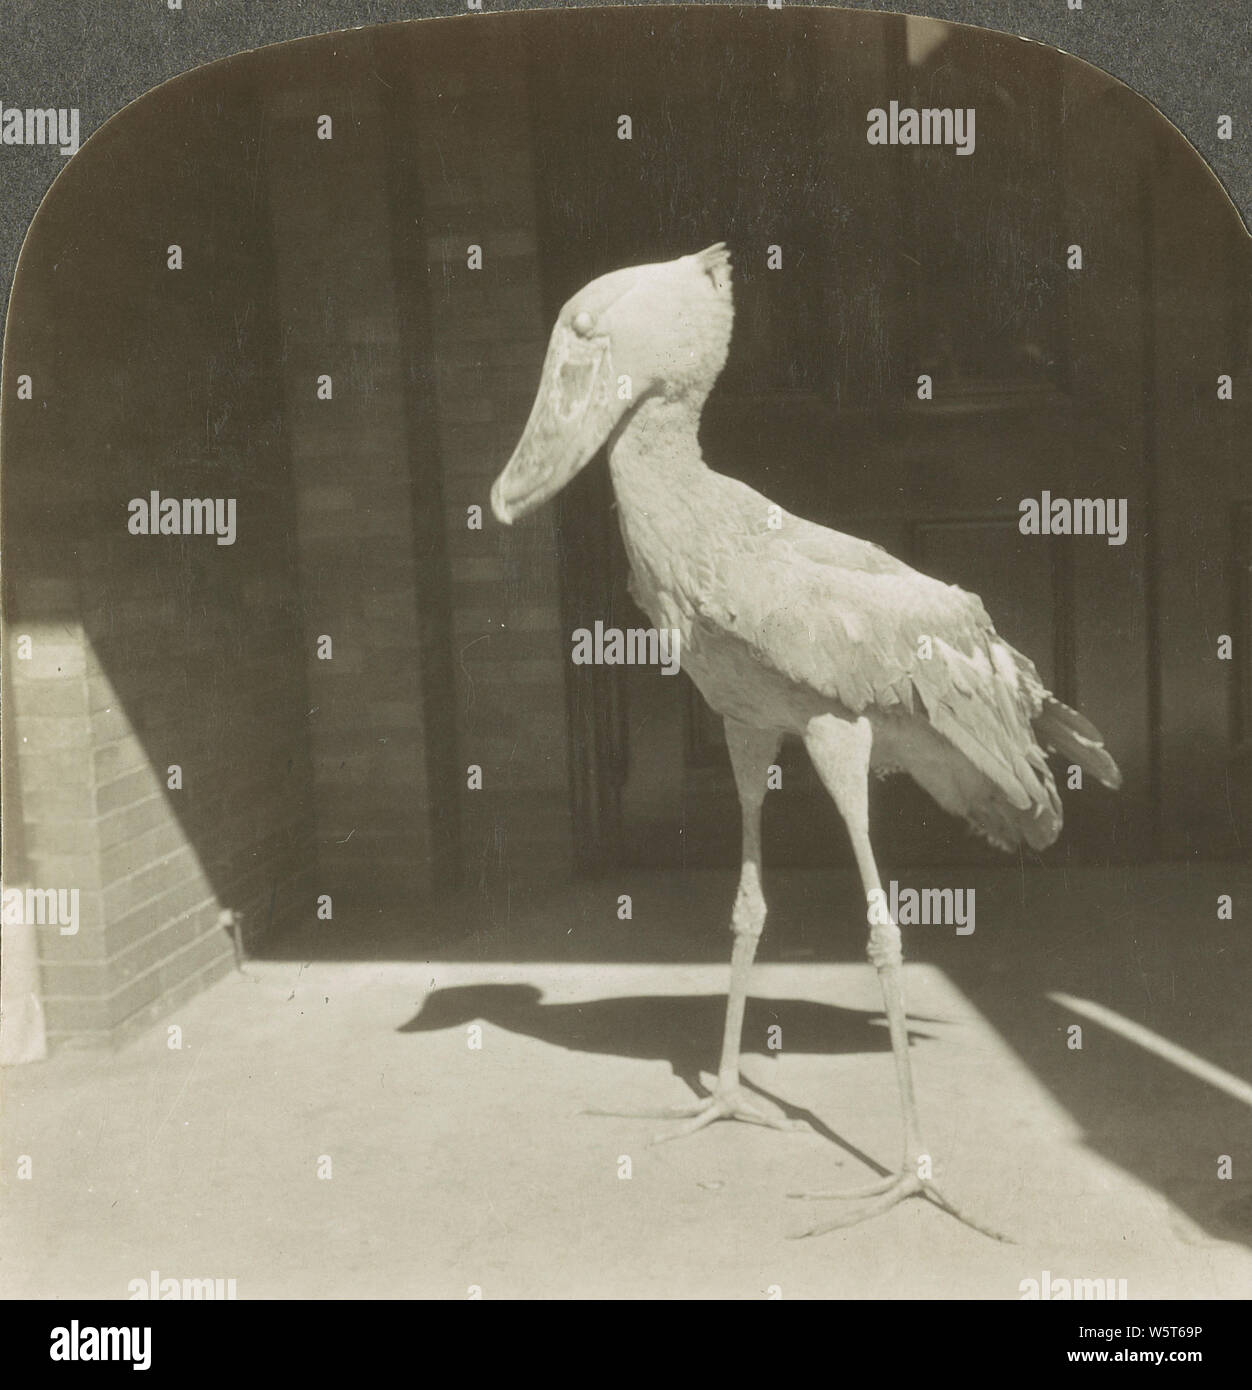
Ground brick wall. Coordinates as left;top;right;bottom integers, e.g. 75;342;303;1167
3;61;315;1047
390;20;574;894
256;21;575;913
1;20;579;1046
262;40;437;908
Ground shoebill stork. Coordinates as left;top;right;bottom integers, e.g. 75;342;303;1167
490;244;1121;1234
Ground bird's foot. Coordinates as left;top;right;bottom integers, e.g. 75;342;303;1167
788;1169;1011;1242
585;1081;808;1146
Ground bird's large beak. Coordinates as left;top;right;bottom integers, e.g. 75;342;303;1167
490;324;622;524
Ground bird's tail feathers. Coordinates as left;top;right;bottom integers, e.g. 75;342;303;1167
899;724;1062;854
1034;696;1122;791
968;739;1062;853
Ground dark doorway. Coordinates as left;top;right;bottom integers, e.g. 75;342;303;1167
523;8;1248;873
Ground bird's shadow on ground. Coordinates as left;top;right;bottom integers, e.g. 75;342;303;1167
398;983;940;1170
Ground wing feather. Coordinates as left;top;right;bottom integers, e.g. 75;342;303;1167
692;506;1052;813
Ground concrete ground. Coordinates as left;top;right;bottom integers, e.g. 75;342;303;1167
2;865;1250;1299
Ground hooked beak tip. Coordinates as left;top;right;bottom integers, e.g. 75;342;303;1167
490;480;514;526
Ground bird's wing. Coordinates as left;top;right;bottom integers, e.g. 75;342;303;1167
693;512;1052;810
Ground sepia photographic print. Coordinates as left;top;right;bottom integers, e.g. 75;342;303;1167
0;0;1249;1343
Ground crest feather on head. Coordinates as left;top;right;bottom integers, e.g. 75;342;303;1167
694;241;733;292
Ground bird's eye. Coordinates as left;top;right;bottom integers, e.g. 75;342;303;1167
572;311;594;336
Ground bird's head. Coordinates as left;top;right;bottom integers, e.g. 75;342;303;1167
491;242;734;524
396;983;543;1033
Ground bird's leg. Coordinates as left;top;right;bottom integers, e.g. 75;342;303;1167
791;715;1007;1241
586;721;804;1143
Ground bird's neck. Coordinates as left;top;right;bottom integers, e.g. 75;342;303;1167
606;394;716;601
608;393;711;492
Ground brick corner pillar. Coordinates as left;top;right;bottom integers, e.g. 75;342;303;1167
4;586;113;1049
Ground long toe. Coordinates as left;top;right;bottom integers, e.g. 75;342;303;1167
787;1173;900;1201
917;1182;1013;1243
582;1101;715;1121
584;1084;807;1144
790;1172;1012;1242
648;1090;804;1145
791;1173;923;1237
